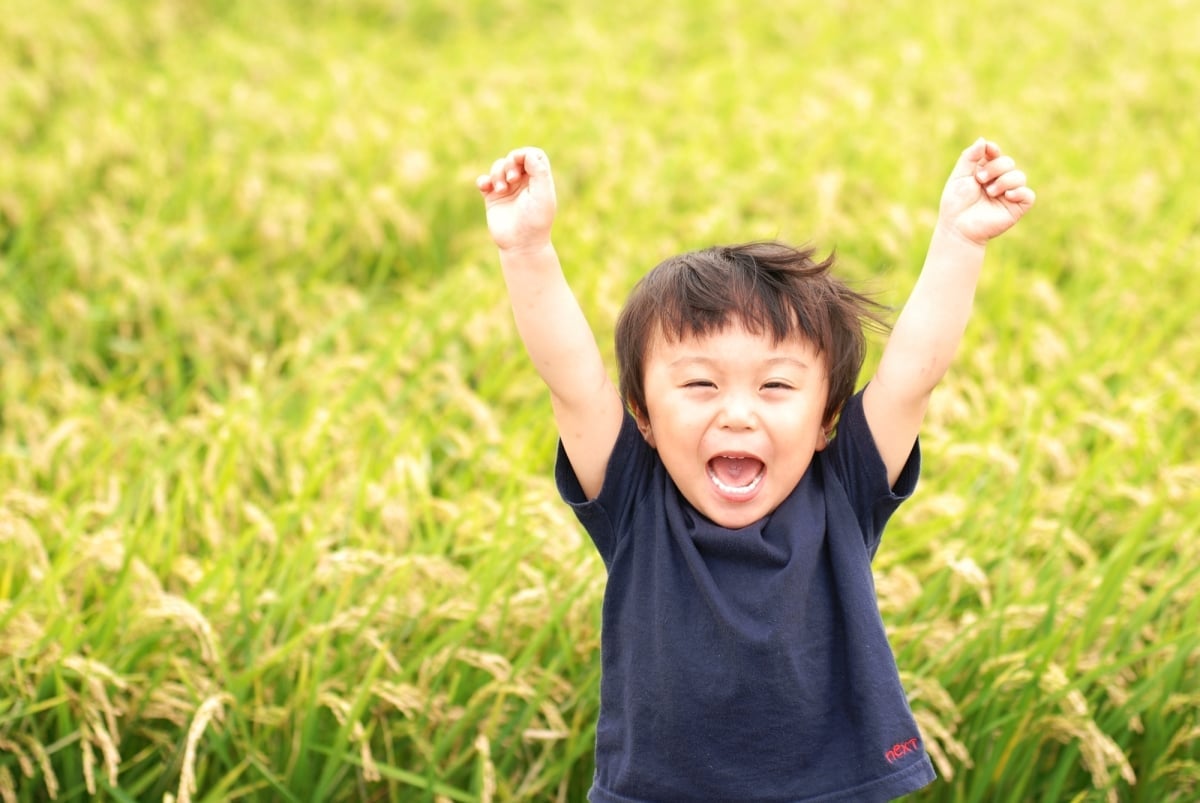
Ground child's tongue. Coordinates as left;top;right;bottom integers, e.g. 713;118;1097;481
709;456;763;488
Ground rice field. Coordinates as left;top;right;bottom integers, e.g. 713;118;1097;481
0;0;1197;800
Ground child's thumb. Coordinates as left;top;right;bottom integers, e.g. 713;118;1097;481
951;138;987;177
525;148;551;177
524;149;557;207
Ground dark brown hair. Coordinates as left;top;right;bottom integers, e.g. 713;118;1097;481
614;241;889;427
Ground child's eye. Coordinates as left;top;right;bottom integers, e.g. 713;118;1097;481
683;380;716;389
763;381;794;390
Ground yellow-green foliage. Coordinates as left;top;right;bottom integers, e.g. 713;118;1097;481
0;0;1197;801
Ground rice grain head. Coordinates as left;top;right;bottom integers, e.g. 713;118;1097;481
0;740;32;785
1041;715;1137;800
0;510;51;583
62;655;127;776
941;548;992;607
143;594;221;666
177;693;232;803
21;734;60;800
475;732;496;803
80;527;125;572
0;766;15;803
371;681;425;719
1038;663;1090;719
0;604;45;661
84;710;121;789
80;722;97;796
142;681;197;728
912;707;971;781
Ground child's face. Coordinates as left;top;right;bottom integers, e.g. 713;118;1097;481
636;323;830;529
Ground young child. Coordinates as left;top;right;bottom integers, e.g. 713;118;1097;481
477;140;1033;802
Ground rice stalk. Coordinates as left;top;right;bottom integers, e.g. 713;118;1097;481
2;1;1198;800
317;690;380;784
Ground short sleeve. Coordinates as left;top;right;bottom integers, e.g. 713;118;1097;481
555;410;654;566
823;390;920;556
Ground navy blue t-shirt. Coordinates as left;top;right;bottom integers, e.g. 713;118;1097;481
556;390;936;802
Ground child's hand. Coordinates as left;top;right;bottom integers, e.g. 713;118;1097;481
938;139;1035;246
476;147;557;253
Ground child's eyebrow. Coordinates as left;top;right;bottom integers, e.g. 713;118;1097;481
666;356;813;372
763;356;813;371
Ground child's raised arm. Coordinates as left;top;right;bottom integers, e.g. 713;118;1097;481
863;139;1035;486
477;148;624;499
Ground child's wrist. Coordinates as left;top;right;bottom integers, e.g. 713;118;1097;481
498;238;555;258
933;220;989;251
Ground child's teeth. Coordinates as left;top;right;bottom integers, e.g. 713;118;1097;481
708;465;763;495
708;455;765;495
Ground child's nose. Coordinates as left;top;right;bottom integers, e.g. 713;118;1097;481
717;393;758;430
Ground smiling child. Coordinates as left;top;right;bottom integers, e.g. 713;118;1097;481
477;140;1034;802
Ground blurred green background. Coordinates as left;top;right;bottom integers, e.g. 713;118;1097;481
1;1;1197;800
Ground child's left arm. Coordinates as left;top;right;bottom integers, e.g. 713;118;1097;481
863;138;1035;486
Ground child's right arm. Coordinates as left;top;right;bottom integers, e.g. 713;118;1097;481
477;147;625;500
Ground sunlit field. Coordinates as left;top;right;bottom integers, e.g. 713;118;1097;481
1;1;1197;800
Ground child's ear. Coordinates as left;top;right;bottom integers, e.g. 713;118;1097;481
632;405;656;448
814;408;840;452
814;426;834;452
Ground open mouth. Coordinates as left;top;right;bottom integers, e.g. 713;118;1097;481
706;455;765;497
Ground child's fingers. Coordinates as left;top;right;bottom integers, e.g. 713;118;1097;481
492;149;542;191
486;157;509;191
983;168;1028;198
503;152;523;183
507;149;529;175
1003;186;1036;207
975;155;1015;185
479;147;553;197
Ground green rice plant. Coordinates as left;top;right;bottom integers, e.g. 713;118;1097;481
0;0;1197;800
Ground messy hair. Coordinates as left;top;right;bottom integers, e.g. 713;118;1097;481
614;241;890;427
